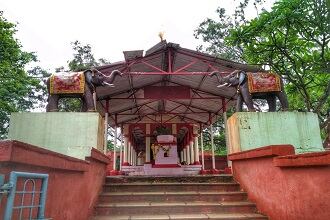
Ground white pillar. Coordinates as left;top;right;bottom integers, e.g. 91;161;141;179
180;150;184;163
186;144;191;165
130;145;133;166
113;126;117;170
128;142;131;165
183;148;187;164
194;135;200;164
104;112;109;154
132;149;135;166
210;124;216;170
201;131;205;170
145;124;151;163
190;140;195;165
120;128;123;170
123;136;128;165
223;112;232;167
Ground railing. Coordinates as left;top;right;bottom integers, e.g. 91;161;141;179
0;171;49;220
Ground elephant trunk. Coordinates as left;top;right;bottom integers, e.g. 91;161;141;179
103;70;123;85
209;71;226;87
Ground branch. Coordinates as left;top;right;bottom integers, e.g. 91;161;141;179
315;79;330;114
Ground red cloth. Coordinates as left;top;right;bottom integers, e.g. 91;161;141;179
50;72;85;94
247;72;281;93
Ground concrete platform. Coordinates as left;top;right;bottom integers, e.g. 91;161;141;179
8;112;104;159
227;112;323;153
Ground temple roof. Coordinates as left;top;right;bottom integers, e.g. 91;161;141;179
95;41;262;128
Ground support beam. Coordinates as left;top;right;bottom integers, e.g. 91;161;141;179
120;126;123;170
123;135;129;166
104;100;109;154
201;130;205;170
210;123;215;170
145;124;151;163
113;125;117;170
186;144;191;165
190;140;195;165
183;147;187;164
194;135;200;165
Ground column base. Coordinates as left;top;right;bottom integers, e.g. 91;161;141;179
144;162;152;164
117;170;125;175
224;167;232;174
122;162;130;166
199;169;208;175
109;170;119;176
211;169;221;174
193;161;201;165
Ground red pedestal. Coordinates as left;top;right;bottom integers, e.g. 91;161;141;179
117;171;125;175
109;170;119;176
122;162;130;166
224;167;232;174
211;169;221;174
199;169;208;175
193;161;201;165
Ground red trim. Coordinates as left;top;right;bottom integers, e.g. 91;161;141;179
193;161;201;165
152;164;181;168
228;145;295;161
211;168;221;174
109;170;119;176
122;162;130;166
273;151;330;167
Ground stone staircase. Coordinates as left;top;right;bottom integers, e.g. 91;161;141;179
92;175;267;220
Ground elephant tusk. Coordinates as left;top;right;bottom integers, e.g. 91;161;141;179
217;83;228;88
103;82;115;87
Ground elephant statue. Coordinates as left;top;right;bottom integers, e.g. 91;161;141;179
210;70;289;112
46;69;122;112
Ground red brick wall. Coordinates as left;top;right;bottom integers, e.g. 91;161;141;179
0;140;110;220
229;145;330;220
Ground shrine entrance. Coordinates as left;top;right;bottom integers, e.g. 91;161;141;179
94;41;260;175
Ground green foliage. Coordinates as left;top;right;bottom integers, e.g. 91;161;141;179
195;0;330;139
58;41;111;112
202;116;229;155
0;12;46;139
194;0;266;61
227;0;330;126
68;41;99;71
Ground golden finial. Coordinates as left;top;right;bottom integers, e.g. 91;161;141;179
158;31;165;41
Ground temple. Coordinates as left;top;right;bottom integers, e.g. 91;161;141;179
93;41;260;176
1;41;329;220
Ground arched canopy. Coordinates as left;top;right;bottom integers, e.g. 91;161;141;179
95;41;262;129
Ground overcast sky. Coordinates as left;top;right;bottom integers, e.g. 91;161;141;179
1;0;274;72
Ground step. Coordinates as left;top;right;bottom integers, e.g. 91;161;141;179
94;201;257;215
93;213;268;220
98;191;247;203
104;182;240;192
105;175;234;184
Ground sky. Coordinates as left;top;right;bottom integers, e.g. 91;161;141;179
1;0;274;72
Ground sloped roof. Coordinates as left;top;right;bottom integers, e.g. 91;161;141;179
95;41;262;128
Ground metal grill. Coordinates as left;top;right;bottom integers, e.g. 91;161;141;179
1;171;49;220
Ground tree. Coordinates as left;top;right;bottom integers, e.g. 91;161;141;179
58;41;111;112
226;0;330;134
194;0;267;61
0;12;46;139
195;0;330;139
